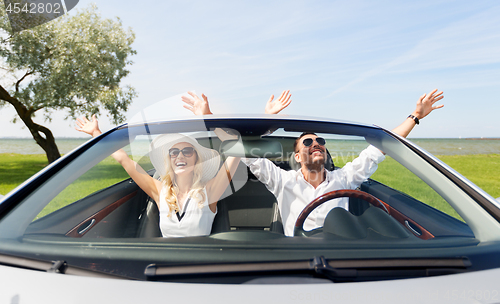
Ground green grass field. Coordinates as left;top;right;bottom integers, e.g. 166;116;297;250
1;153;499;220
334;153;500;220
0;154;49;195
332;153;500;198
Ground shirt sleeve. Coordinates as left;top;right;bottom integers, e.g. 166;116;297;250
241;158;284;196
338;145;385;189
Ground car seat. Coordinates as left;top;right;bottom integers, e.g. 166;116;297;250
137;197;162;238
136;171;162;238
211;164;284;234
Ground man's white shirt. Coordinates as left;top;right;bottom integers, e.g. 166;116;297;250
242;145;385;236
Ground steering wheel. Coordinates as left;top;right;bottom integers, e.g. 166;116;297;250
293;189;388;237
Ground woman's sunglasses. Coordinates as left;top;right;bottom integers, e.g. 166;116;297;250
169;147;196;158
303;137;326;147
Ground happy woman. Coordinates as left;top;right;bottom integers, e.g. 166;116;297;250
75;114;240;238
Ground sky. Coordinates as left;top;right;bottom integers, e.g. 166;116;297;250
1;0;499;139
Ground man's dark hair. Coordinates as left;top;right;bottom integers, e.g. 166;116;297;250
294;132;317;153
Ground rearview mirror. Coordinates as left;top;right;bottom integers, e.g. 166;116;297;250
220;139;283;158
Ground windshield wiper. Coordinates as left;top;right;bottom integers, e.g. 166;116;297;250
311;256;357;281
0;252;129;279
145;256;471;282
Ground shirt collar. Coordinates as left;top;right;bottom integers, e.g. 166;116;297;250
296;168;329;186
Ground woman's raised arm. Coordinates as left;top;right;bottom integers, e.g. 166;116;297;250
181;93;241;208
75;115;162;204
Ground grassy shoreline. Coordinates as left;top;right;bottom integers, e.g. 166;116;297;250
1;152;500;200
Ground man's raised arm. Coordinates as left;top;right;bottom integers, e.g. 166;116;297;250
392;89;444;138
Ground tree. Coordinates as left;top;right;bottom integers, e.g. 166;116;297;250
0;4;136;163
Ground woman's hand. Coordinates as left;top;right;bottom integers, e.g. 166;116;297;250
265;90;292;114
412;89;444;120
75;114;101;137
182;91;212;115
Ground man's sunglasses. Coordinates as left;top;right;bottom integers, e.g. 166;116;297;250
303;137;326;147
169;147;196;158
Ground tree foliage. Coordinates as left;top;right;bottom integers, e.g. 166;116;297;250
0;4;136;163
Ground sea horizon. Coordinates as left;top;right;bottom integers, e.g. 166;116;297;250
1;137;500;156
2;136;500;139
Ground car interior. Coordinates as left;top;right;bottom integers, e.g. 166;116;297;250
10;121;499;282
25;135;474;242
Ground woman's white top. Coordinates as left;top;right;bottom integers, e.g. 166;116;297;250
158;187;216;238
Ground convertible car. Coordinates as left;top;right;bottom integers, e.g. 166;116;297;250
1;114;500;303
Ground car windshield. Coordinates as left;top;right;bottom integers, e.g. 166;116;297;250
1;115;500;281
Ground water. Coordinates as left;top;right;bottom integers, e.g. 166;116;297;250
410;138;500;155
0;138;88;155
327;138;500;156
1;137;499;156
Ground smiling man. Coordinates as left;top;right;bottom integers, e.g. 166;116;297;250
183;89;445;236
242;132;387;236
242;89;444;236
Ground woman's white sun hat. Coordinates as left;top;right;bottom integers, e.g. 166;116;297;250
149;133;220;183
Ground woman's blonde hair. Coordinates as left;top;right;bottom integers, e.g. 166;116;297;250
160;150;207;215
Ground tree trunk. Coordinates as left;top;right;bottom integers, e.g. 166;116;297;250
17;111;62;164
0;86;61;163
27;121;62;164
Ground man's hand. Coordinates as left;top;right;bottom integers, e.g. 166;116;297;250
265;90;292;114
390;89;445;140
214;128;239;142
182;91;212;115
412;89;444;120
75;114;101;137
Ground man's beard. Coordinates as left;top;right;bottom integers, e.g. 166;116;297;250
303;158;324;173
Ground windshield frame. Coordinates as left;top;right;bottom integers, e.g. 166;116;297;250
1;115;500;280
